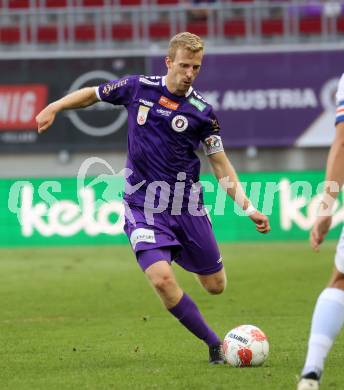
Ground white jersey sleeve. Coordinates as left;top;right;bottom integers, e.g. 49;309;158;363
335;73;344;125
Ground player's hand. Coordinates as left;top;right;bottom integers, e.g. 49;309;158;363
36;104;57;134
249;211;271;234
310;215;332;251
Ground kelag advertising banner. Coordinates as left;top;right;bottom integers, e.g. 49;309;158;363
1;171;343;247
0;57;145;152
152;50;343;148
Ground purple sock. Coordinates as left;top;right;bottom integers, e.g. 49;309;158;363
169;293;221;346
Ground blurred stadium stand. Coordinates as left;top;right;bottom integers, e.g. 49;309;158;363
0;0;343;177
0;0;344;49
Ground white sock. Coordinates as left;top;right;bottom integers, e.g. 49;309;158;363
302;288;344;376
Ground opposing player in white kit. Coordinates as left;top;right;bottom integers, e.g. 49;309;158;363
297;75;344;390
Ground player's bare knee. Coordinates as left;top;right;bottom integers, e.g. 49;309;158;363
152;274;177;294
329;277;344;290
328;267;344;290
206;281;226;295
199;271;227;295
207;287;222;295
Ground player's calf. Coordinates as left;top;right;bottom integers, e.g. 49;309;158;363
145;261;183;308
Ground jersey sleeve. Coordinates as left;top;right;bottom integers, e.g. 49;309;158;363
96;75;138;106
200;108;224;156
335;73;344;125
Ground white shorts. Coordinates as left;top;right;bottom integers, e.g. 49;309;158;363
335;226;344;273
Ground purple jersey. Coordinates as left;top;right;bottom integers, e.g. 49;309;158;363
96;75;223;211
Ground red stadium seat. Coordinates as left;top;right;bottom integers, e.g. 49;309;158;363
112;23;133;40
8;0;31;8
261;19;284;36
119;0;142;5
149;21;170;39
37;25;59;43
224;19;245;37
186;21;208;36
82;0;105;6
299;16;322;34
0;26;21;43
45;0;68;7
75;24;96;40
156;0;179;4
337;16;344;32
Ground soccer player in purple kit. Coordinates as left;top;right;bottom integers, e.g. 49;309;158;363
36;32;271;363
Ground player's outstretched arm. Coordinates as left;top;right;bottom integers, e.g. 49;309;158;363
310;122;344;251
36;87;98;134
208;151;271;234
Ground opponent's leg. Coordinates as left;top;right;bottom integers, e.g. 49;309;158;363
197;268;227;295
298;268;344;390
143;257;224;363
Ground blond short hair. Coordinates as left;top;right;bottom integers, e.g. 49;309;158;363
168;32;204;60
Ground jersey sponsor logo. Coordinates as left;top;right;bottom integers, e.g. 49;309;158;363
139;77;160;86
159;96;179;111
156;108;172;117
137;105;150;125
203;135;224;155
171;115;188;132
102;79;128;96
130;228;156;249
139;98;154;107
0;85;48;130
188;96;206;112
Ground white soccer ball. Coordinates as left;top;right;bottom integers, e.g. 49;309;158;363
223;324;269;367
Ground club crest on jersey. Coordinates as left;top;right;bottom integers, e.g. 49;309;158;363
137;105;150;125
171;115;188;132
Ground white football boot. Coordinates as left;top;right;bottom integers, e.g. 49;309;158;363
297;377;319;390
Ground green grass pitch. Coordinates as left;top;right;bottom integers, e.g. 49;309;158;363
0;242;343;389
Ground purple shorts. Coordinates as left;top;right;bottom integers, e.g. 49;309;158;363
123;205;223;275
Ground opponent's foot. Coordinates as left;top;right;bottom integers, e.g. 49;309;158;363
209;344;225;364
297;372;320;390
